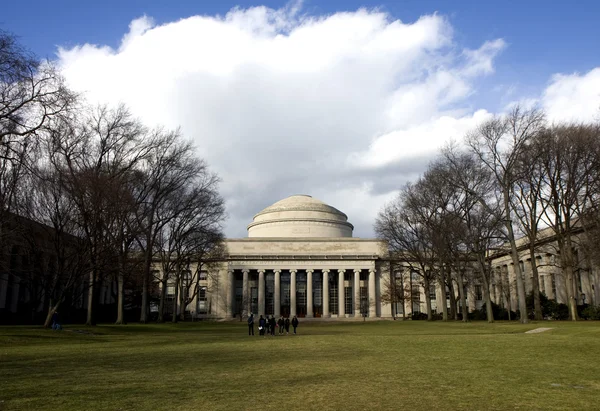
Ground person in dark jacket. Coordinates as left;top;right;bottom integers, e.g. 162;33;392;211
51;311;61;330
258;315;266;337
269;316;276;336
277;316;284;335
291;315;299;334
284;317;290;335
248;313;255;336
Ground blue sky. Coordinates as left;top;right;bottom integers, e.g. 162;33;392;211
2;1;599;237
3;0;599;100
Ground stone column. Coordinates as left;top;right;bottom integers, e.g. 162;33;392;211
368;269;376;317
242;269;249;316
322;269;330;317
274;269;281;317
338;269;345;317
228;269;235;318
290;269;297;317
354;269;361;317
258;269;265;316
306;269;314;318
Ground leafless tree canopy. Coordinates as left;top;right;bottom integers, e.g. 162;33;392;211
376;105;600;322
1;30;226;326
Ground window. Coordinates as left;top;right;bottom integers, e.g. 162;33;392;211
412;285;420;302
199;271;208;281
429;285;436;300
360;286;368;315
197;287;207;313
329;277;338;315
166;284;175;298
345;286;353;314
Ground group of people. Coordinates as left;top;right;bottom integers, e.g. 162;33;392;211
247;314;299;337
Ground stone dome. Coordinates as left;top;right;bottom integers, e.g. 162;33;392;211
247;195;354;238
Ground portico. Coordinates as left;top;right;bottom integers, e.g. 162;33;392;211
227;264;378;318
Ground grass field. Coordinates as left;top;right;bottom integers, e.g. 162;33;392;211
1;321;599;411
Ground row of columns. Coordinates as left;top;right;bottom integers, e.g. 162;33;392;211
230;268;377;318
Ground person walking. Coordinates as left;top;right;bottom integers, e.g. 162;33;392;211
269;315;276;336
291;315;299;335
258;315;266;337
284;317;290;335
277;316;284;335
248;313;255;336
51;311;61;330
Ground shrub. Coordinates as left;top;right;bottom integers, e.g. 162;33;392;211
580;305;600;320
481;301;516;320
411;312;429;320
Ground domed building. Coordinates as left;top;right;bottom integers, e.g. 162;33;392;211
207;195;391;319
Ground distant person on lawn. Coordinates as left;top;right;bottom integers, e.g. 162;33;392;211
51;311;61;330
284;317;290;335
248;313;254;336
277;316;284;335
258;315;266;337
292;315;299;334
269;316;276;336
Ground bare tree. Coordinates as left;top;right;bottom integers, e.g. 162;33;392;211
441;147;505;322
20;167;89;327
133;130;207;323
538;123;600;320
375;193;436;320
510;136;551;320
1;30;75;280
48;104;148;325
465;106;546;323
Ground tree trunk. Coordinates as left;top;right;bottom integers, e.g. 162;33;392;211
171;273;179;323
115;272;125;324
140;251;151;323
43;300;61;328
424;276;432;321
447;274;457;320
179;282;186;321
529;247;543;320
140;225;155;323
478;258;494;323
560;243;579;321
85;270;96;326
504;190;528;323
438;274;448;321
158;273;168;322
457;271;469;322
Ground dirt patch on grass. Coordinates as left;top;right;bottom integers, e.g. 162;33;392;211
525;327;553;334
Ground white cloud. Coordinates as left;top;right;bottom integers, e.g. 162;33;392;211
542;68;600;123
54;5;514;238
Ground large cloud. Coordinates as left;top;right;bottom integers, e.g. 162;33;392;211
54;5;599;238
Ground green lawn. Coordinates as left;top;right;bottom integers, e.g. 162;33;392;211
1;321;599;411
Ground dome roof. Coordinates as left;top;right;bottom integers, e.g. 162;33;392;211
247;195;354;238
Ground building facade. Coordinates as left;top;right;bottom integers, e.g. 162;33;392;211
184;194;393;319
